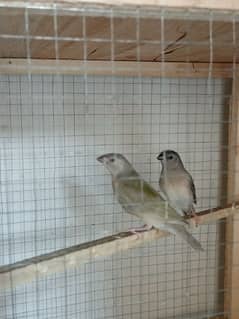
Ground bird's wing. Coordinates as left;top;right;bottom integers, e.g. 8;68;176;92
180;170;197;205
114;177;185;223
188;175;197;204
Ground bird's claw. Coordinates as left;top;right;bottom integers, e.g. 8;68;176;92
189;213;201;228
128;224;153;238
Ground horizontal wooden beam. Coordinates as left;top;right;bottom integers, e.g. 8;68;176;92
0;204;238;289
0;0;238;12
0;59;236;78
63;0;239;11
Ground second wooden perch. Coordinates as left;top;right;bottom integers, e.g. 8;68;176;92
0;205;238;289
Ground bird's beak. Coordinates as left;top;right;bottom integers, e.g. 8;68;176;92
97;155;105;163
157;152;164;161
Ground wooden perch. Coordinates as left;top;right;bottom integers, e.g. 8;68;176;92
0;205;238;289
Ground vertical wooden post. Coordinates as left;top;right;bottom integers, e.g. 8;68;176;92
225;77;239;318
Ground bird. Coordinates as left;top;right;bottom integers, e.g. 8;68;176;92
97;153;203;251
157;150;199;222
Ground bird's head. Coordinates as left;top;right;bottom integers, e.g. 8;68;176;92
157;150;184;170
97;153;136;177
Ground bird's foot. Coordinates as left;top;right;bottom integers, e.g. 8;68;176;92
128;224;153;238
189;212;201;227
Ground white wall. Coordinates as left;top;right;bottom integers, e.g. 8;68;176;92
0;74;227;318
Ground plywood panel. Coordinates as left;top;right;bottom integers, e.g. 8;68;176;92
0;8;238;63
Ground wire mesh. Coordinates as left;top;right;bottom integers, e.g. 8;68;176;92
0;3;237;319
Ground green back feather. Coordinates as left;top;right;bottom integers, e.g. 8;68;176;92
114;175;184;222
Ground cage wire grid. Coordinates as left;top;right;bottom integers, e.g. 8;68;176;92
0;3;236;319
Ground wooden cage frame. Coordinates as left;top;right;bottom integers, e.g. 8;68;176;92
0;1;239;319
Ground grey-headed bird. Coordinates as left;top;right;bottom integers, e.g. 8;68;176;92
157;150;198;221
97;153;203;251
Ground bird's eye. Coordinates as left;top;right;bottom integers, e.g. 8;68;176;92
110;158;115;162
168;156;173;160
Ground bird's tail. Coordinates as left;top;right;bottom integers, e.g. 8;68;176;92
167;224;204;252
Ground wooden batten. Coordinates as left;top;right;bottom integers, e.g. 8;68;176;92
61;0;239;11
0;59;236;78
225;77;239;319
0;0;239;11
